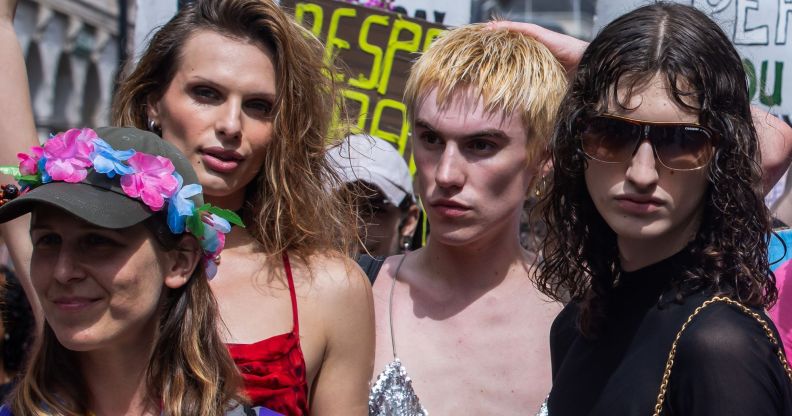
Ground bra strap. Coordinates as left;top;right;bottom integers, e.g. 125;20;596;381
388;255;408;360
282;251;299;335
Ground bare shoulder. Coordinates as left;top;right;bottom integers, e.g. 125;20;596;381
289;251;372;306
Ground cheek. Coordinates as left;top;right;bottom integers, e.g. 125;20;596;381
157;94;207;154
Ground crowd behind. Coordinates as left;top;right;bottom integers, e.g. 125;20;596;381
0;0;790;415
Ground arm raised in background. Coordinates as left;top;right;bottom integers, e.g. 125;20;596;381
0;0;44;322
490;20;792;194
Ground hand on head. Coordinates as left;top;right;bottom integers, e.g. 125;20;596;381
487;20;587;76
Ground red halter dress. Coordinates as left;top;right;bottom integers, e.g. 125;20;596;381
226;252;309;415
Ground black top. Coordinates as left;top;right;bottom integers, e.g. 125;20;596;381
548;250;792;415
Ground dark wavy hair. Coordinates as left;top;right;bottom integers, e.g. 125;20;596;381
536;2;775;335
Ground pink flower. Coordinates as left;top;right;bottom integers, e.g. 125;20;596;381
17;146;44;175
43;128;97;183
120;153;179;211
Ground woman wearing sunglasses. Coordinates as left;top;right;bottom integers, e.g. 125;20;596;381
535;3;792;415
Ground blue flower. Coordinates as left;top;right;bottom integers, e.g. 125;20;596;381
90;138;136;178
38;157;51;183
167;172;202;234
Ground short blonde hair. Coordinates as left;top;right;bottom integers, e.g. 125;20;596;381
404;23;566;165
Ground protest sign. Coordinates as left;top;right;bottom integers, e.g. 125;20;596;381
281;0;446;162
390;0;471;26
596;0;792;127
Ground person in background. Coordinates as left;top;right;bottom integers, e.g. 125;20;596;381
328;134;419;261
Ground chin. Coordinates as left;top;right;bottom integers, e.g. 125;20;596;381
608;219;674;242
428;225;486;247
51;329;107;352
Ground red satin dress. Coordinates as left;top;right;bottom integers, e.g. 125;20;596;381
227;252;309;415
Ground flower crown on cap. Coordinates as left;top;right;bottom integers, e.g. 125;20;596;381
0;128;244;278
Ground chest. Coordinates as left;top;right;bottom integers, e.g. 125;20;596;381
548;306;683;416
374;281;559;414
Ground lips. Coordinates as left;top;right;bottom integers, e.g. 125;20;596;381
50;296;101;312
200;147;245;173
429;199;472;218
614;194;663;214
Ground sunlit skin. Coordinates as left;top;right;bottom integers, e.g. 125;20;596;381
29;207;195;416
148;30;276;210
372;89;560;413
30;209;172;353
412;89;534;250
585;76;710;271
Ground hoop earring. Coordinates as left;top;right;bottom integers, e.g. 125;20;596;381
147;119;161;135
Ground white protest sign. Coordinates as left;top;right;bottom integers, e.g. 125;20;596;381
595;0;792;126
391;0;471;26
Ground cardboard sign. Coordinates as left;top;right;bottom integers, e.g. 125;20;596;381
281;0;446;161
595;0;792;128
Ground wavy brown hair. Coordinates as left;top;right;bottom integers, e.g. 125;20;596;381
10;215;244;415
113;0;356;260
537;2;776;335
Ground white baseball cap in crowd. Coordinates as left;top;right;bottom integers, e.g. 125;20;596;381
327;134;414;206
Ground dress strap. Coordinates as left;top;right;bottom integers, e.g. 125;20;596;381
388;254;408;360
282;251;299;335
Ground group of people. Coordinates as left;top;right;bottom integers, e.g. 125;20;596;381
0;0;790;415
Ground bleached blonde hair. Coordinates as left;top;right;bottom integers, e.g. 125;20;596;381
404;23;567;165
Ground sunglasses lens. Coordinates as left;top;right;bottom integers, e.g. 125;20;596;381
650;126;712;170
580;117;641;163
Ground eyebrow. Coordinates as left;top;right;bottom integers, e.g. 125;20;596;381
414;118;510;141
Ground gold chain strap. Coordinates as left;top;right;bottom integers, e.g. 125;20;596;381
652;296;792;416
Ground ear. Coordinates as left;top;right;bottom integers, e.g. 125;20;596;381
163;236;202;290
399;204;420;238
146;94;161;125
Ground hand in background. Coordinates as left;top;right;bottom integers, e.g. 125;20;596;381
487;21;587;76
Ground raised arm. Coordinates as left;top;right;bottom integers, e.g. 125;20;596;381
0;0;44;321
490;20;792;193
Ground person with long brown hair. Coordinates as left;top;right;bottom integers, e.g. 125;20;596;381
0;0;373;414
0;126;274;415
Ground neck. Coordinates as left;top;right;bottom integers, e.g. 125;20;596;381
417;220;530;292
78;335;158;415
205;190;246;212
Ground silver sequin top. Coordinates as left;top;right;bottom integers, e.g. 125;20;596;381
368;256;428;416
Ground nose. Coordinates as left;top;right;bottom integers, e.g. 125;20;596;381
435;143;465;190
52;247;86;285
624;139;659;191
215;99;243;141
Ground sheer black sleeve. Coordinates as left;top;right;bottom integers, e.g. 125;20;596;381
665;304;792;416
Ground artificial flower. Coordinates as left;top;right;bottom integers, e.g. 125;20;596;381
200;213;231;257
91;138;136;178
42;128;96;183
120;153;178;211
17;146;43;176
167;172;203;234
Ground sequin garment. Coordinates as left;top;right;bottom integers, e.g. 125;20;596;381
368;256;428;416
369;359;427;416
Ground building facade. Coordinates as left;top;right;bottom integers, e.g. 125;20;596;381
13;0;132;139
